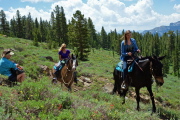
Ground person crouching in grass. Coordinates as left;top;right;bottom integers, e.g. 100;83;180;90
0;49;25;83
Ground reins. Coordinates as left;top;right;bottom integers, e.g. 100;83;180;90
60;59;76;85
131;56;144;72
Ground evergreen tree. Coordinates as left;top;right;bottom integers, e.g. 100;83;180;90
87;17;98;49
0;10;9;35
35;17;39;29
101;27;108;49
21;15;26;39
49;12;56;48
16;10;23;38
173;30;180;77
25;13;33;40
39;17;46;42
33;28;39;47
161;32;169;75
54;5;68;46
69;10;90;60
54;5;61;45
60;6;68;44
9;17;17;37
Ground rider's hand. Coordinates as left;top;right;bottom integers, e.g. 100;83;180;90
137;49;141;53
127;52;132;56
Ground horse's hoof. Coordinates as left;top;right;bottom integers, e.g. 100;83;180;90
52;79;57;84
110;91;115;95
122;101;125;104
136;108;140;111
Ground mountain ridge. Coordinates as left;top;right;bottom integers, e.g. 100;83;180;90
142;21;180;35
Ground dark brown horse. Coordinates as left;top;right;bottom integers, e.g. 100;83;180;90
112;55;165;113
52;54;78;91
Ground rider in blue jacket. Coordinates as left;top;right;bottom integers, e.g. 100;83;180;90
120;30;141;89
0;49;25;83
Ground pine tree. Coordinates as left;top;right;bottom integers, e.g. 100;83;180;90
39;17;46;42
0;10;9;35
9;17;17;37
25;13;33;40
60;6;68;44
87;17;98;49
69;10;90;60
21;15;26;39
101;27;108;49
16;10;23;38
53;5;68;46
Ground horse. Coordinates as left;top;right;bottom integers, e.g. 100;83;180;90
51;54;78;91
112;55;165;114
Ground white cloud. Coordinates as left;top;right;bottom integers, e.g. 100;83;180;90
174;4;180;12
21;0;59;3
5;6;50;21
3;0;180;32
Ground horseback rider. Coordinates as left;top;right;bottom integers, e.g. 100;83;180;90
0;49;25;83
120;30;141;89
53;43;71;80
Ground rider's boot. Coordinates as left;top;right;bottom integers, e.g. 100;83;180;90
121;76;128;90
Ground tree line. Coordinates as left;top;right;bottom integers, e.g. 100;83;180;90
0;6;179;77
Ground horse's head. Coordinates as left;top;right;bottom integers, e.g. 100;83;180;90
66;54;78;71
149;55;165;86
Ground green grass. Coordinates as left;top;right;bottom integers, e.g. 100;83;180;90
0;35;179;119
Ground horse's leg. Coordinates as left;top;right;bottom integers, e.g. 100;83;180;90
147;86;156;113
135;87;140;111
51;68;57;84
112;79;117;95
112;70;120;94
68;86;72;91
120;89;127;104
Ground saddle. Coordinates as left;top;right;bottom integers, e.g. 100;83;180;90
115;60;135;73
53;60;67;78
53;60;66;71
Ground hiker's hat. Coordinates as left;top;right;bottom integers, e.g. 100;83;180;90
1;49;14;57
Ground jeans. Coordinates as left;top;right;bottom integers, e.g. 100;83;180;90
122;56;131;80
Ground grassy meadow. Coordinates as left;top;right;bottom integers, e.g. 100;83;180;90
0;35;179;120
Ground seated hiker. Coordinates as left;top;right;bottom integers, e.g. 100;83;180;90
53;43;71;80
0;49;25;83
120;30;141;90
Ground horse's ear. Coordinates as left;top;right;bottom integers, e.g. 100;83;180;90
158;56;166;60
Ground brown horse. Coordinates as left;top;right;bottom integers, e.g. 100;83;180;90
52;54;78;91
112;55;165;114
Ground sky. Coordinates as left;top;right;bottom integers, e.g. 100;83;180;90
0;0;180;32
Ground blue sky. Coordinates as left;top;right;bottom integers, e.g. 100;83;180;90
0;0;180;32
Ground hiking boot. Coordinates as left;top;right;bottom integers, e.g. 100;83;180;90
121;81;128;90
52;78;57;84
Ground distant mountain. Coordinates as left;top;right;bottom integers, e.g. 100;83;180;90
142;21;180;35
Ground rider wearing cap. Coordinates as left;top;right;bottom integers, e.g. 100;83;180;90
0;49;25;83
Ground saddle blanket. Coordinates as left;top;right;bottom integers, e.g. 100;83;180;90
53;65;62;71
53;60;66;71
115;61;135;72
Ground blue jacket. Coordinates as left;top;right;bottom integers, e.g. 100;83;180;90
0;57;17;76
120;38;139;61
